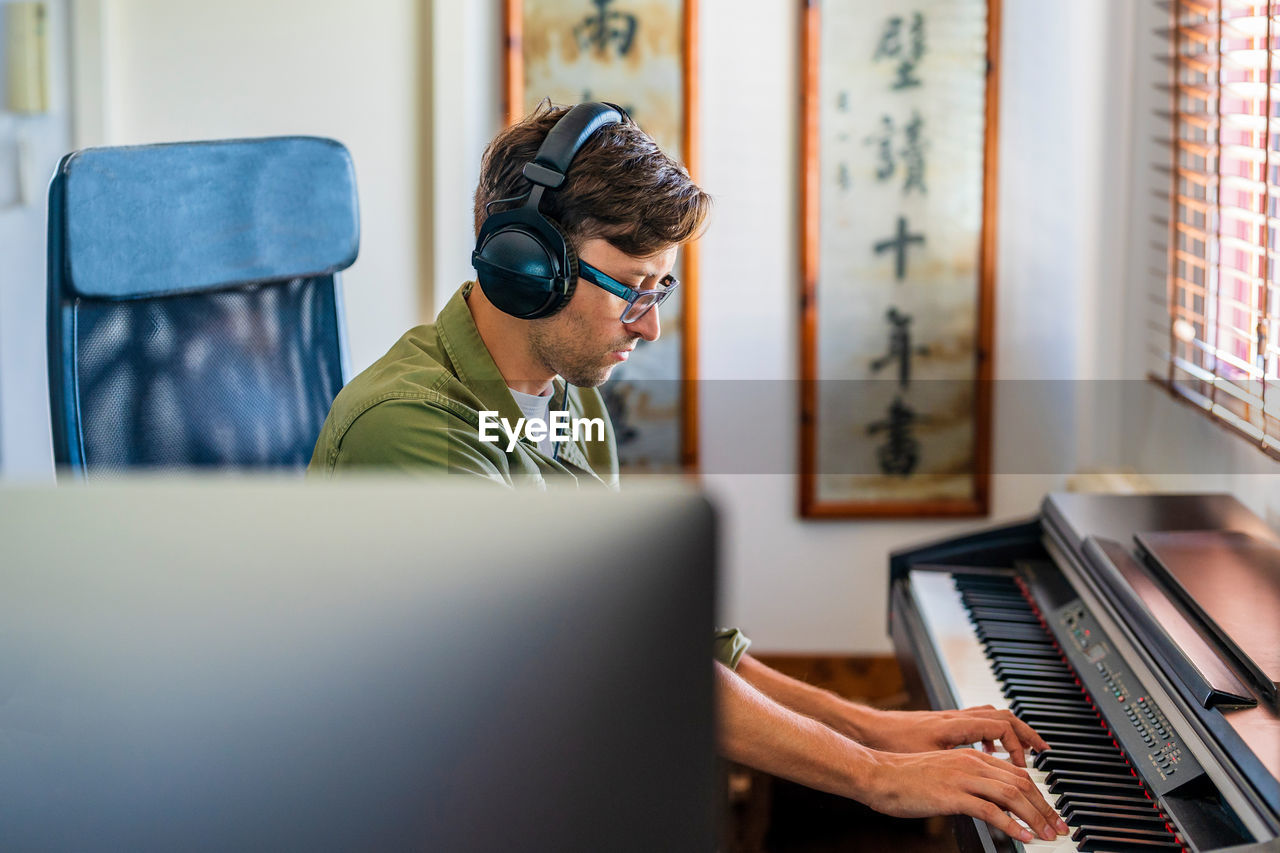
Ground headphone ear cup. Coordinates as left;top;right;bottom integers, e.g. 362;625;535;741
537;217;578;318
473;213;571;319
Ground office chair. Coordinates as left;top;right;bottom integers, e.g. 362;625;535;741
46;137;359;478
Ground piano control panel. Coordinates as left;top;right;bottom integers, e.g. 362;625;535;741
1053;599;1204;795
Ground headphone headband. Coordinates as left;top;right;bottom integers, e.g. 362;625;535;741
522;102;625;188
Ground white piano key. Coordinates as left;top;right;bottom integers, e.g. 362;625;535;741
912;572;1075;850
1010;762;1077;852
910;570;1008;709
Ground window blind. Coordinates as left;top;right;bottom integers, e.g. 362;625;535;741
1163;0;1280;458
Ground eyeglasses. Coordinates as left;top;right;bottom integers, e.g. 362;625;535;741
577;260;679;324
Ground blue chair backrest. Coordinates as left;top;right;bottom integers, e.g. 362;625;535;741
47;137;359;479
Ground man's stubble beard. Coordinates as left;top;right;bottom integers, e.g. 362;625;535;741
528;312;637;388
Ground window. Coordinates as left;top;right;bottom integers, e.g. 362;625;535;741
1164;0;1280;458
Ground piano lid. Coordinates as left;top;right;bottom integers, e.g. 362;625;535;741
1137;530;1280;705
1043;492;1278;557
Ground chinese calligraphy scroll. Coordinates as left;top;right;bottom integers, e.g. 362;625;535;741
505;0;698;473
800;0;999;517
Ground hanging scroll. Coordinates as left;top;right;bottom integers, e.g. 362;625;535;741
800;0;999;517
505;0;699;474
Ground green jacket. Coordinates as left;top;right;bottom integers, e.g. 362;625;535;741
309;282;749;668
309;283;620;488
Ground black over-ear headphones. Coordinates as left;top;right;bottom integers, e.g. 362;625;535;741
471;102;625;319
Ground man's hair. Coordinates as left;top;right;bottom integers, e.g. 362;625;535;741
473;102;711;258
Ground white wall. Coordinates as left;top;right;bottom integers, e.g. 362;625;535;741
96;0;421;376
0;0;71;479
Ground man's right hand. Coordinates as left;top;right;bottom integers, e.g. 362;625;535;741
855;747;1069;843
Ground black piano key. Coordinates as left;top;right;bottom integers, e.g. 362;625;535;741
985;647;1063;661
960;593;1030;607
999;670;1077;684
1003;681;1085;696
1049;777;1147;797
1040;743;1124;756
1039;754;1132;773
1019;713;1107;729
954;574;1018;584
966;608;1041;623
976;625;1054;641
1008;686;1084;698
1011;698;1092;712
1021;717;1108;734
1039;732;1117;749
1000;670;1076;684
1072;823;1179;841
1076;834;1184;851
1001;684;1087;701
997;660;1072;673
1035;748;1125;771
1048;769;1143;787
953;574;1018;585
1064;810;1171;832
1059;799;1162;819
1059;795;1161;814
984;637;1055;648
1039;755;1131;773
1010;697;1093;713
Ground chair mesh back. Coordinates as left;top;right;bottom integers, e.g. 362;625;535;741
72;276;343;475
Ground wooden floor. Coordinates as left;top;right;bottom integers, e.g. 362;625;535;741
724;654;962;853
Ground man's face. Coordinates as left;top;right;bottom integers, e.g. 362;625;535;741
527;237;677;388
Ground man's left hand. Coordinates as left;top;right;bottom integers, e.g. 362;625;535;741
851;705;1050;768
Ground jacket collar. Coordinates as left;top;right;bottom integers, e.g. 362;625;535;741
435;282;527;427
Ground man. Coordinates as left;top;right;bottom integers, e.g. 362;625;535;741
309;103;1067;844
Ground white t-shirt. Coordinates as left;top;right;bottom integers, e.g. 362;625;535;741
507;386;554;457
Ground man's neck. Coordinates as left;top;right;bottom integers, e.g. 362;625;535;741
466;285;556;396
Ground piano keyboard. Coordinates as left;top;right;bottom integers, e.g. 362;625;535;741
912;570;1188;852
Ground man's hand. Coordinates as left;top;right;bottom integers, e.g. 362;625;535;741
857;748;1069;843
852;705;1051;768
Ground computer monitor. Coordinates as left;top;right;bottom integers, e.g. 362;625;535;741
0;479;717;851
